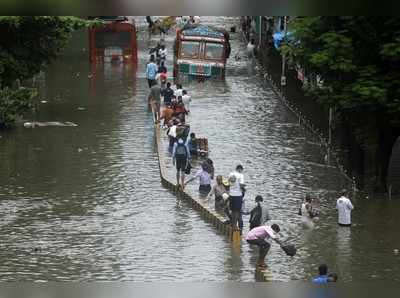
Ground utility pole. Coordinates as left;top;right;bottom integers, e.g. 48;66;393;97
280;16;287;87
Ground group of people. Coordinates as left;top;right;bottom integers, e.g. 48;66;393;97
146;44;167;87
185;164;248;230
145;16;201;36
146;33;354;281
146;41;192;127
185;160;355;271
145;42;198;191
175;16;201;29
185;162;286;268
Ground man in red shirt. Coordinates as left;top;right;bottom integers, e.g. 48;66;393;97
173;96;188;123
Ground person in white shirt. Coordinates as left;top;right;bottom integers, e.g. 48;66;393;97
246;39;256;58
188;16;201;25
228;164;246;232
174;83;183;98
336;189;354;226
182;90;191;113
167;119;179;150
158;44;167;64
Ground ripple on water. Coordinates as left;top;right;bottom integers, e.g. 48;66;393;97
0;17;398;282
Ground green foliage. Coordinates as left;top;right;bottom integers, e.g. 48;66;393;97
0;16;92;87
282;17;400;120
0;16;93;128
0;87;36;128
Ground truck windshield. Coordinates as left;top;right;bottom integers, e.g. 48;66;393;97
180;41;200;59
205;43;224;60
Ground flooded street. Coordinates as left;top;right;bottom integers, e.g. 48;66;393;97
1;16;400;282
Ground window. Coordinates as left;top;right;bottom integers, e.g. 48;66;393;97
205;43;224;60
180;41;200;58
95;31;132;48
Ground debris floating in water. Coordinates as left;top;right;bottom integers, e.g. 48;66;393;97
40;100;48;104
23;121;78;128
77;107;86;111
394;249;399;255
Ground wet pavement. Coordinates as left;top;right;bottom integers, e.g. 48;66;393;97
0;16;400;282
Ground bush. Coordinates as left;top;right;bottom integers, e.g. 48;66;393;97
0;16;95;129
0;87;37;128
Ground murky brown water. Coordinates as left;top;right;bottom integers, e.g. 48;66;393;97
0;17;400;282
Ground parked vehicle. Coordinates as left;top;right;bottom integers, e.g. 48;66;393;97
88;16;138;63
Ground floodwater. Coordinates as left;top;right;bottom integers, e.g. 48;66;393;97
0;16;400;282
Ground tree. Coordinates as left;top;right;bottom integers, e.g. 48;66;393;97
0;16;96;128
282;17;400;122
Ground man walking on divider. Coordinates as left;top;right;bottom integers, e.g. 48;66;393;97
148;81;162;121
163;82;174;106
146;55;158;88
228;164;246;232
172;137;191;190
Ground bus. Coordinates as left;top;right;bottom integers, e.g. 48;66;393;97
89;16;138;64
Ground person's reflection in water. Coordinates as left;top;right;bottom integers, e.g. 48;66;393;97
336;225;352;279
223;243;244;280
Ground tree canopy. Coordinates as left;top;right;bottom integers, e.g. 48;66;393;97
0;16;96;128
282;17;400;120
0;16;91;87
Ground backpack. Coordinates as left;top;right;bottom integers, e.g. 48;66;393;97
249;204;262;229
175;143;188;159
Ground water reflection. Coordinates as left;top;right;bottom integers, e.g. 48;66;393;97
335;226;352;280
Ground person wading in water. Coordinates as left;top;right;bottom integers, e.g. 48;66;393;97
184;163;213;196
206;175;229;210
248;195;271;230
336;189;354;227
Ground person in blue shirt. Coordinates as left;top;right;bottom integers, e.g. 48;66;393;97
146;55;158;88
312;264;329;284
